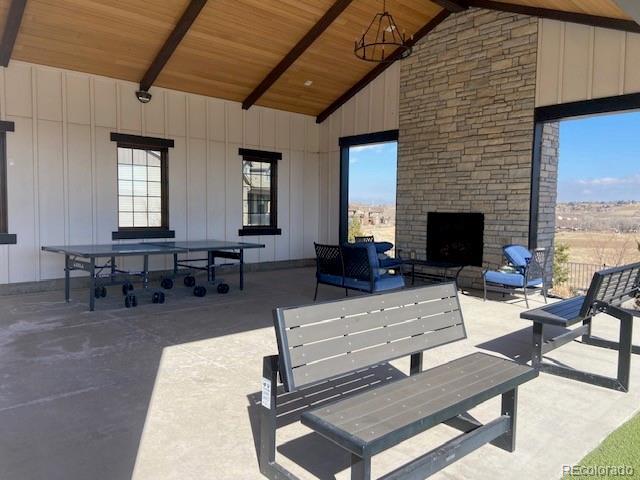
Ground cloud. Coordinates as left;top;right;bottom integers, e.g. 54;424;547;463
558;174;640;202
350;143;387;154
576;174;640;186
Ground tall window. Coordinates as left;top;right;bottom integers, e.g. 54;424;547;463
117;147;163;228
0;121;16;244
239;148;281;236
111;133;174;239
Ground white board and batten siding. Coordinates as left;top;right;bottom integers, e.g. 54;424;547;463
536;19;640;106
0;61;320;284
318;62;401;245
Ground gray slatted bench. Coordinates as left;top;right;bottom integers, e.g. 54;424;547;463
259;283;538;480
521;262;640;392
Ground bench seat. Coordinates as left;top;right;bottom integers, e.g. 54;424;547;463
302;352;536;457
520;295;585;327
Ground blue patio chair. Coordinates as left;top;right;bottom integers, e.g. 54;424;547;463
353;236;403;271
341;243;405;294
483;245;548;308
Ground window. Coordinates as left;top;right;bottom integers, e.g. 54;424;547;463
239;148;281;236
0;121;16;245
110;133;174;239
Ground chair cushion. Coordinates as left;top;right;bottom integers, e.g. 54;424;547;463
343;277;371;291
372;274;405;292
484;270;525;287
379;256;402;269
484;270;543;288
317;273;344;287
503;245;532;269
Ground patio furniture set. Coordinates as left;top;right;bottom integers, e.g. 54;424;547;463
259;241;639;479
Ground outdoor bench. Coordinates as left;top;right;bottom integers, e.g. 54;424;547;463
259;283;537;480
521;262;640;392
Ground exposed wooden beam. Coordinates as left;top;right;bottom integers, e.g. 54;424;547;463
242;0;353;110
317;10;451;124
430;0;468;13
466;0;640;33
613;0;640;26
0;0;27;67
139;0;208;92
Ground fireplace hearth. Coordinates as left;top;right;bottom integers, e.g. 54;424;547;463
427;212;484;266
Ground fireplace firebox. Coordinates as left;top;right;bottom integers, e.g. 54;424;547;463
427;212;484;266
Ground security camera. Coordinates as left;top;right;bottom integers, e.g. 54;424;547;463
135;90;152;104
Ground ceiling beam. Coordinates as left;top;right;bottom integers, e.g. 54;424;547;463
0;0;27;67
430;0;468;13
613;0;640;26
242;0;354;110
466;0;640;33
139;0;208;92
317;10;451;124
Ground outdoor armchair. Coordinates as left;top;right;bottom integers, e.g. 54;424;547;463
483;245;548;308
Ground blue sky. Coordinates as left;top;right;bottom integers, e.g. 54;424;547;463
558;111;640;202
348;142;397;204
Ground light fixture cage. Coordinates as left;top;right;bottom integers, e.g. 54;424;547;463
354;0;412;63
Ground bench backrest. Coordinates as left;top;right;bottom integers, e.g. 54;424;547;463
580;262;640;317
273;283;465;391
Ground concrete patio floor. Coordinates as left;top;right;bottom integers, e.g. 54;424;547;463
0;266;638;480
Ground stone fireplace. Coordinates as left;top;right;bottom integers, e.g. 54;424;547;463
396;8;547;289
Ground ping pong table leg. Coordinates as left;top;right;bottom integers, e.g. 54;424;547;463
110;256;116;283
173;253;178;276
89;257;96;312
208;251;215;283
64;255;71;302
143;255;149;289
239;249;244;290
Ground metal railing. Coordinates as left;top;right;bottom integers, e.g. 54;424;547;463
556;262;606;292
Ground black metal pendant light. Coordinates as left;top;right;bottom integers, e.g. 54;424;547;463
354;0;412;63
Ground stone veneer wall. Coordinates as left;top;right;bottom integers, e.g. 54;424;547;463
537;122;560;286
397;8;540;289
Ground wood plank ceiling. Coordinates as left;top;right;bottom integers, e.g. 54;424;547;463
0;0;636;122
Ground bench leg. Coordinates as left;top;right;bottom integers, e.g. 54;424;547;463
581;317;592;343
410;352;423;375
532;322;543;368
617;315;633;392
493;388;518;452
314;282;319;301
260;356;279;474
351;454;371;480
531;322;544;368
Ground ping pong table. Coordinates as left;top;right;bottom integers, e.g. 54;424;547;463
41;240;265;311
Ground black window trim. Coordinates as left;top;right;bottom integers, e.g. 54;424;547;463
0;121;16;245
238;148;282;237
111;133;175;240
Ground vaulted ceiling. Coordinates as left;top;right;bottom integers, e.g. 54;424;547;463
0;0;637;122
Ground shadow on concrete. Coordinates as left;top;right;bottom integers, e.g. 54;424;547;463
246;363;408;479
0;267;328;480
475;325;573;365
